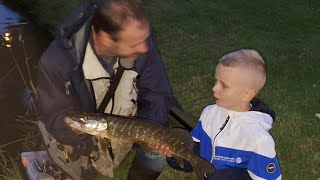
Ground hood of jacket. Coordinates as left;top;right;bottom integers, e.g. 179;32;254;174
238;111;273;131
56;1;96;70
225;109;274;131
220;98;275;131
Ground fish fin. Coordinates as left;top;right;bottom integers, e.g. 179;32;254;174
137;141;153;153
194;168;205;180
97;136;108;152
191;157;215;180
171;128;194;150
173;155;185;168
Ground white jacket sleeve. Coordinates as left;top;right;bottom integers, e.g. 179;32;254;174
247;134;282;180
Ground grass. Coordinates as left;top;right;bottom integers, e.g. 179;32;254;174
0;150;21;180
0;114;40;180
2;0;320;179
146;1;320;179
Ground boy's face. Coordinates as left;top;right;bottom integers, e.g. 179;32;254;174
212;64;251;111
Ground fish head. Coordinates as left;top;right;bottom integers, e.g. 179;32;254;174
65;113;108;135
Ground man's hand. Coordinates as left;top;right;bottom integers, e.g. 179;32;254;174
153;145;174;157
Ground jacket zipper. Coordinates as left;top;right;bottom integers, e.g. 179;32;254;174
211;115;230;163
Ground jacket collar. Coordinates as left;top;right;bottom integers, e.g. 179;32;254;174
57;1;95;70
217;105;273;131
83;42;111;79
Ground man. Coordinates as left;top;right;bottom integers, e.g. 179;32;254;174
36;0;178;179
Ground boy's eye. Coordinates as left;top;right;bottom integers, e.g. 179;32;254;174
214;78;229;89
221;84;227;89
221;82;230;89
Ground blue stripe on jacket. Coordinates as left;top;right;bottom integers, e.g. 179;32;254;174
212;146;280;179
190;121;213;162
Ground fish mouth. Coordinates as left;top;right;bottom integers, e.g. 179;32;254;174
65;116;108;133
64;116;84;128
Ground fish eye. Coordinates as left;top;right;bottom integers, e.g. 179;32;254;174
85;120;97;128
96;123;108;132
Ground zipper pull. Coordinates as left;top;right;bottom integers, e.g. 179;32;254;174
65;81;71;95
220;115;230;130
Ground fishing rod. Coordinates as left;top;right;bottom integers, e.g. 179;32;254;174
1;31;38;114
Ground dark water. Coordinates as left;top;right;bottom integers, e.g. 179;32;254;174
0;2;49;153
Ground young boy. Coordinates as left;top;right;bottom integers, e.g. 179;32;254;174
168;49;281;180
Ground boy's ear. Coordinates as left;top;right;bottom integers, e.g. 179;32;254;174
243;88;256;101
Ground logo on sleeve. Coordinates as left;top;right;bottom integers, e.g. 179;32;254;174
236;157;242;163
266;163;276;173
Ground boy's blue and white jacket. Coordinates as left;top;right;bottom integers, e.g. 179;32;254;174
191;104;281;180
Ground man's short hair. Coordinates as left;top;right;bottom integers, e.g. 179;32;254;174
92;0;149;41
218;49;267;92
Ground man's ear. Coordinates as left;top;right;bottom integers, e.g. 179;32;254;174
92;26;113;40
243;88;256;101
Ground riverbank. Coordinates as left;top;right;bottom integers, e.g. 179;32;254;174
2;0;320;179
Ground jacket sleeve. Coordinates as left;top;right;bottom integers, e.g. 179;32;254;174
135;33;180;126
166;142;200;172
167;142;253;180
36;41;88;145
247;135;282;180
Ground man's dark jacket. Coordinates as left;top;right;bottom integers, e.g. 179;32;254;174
36;2;179;145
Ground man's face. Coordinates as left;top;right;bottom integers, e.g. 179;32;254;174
212;64;248;111
96;19;150;59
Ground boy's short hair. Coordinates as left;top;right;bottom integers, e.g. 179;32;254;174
218;49;267;92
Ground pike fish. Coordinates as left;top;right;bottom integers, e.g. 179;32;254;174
65;113;215;179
